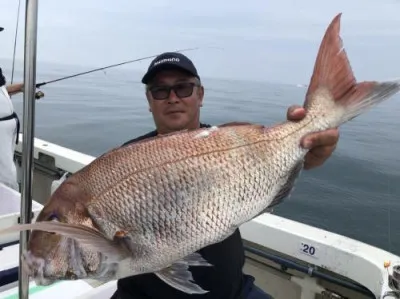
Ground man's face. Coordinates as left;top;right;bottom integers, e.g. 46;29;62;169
146;69;204;134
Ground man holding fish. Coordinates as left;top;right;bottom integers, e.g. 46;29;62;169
109;50;339;299
1;13;399;299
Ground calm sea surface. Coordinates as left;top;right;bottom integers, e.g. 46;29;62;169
3;60;400;255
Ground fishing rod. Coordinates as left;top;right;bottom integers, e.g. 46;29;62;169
11;0;22;85
35;47;200;88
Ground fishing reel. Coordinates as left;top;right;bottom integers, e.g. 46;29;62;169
35;90;44;100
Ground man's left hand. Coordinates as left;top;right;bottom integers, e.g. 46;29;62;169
286;105;339;170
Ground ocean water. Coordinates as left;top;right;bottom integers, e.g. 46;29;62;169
3;60;400;255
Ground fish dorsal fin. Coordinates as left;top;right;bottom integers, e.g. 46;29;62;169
304;13;356;108
218;122;265;131
123;129;190;148
268;160;304;209
218;121;253;127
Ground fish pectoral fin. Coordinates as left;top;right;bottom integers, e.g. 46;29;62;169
154;252;213;294
180;252;213;267
0;221;128;260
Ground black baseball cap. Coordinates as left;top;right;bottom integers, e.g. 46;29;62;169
141;52;200;84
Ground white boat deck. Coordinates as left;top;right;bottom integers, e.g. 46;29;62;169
0;133;399;298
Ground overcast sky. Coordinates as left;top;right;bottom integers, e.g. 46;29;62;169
1;0;400;84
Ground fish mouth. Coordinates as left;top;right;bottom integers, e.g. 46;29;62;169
21;239;90;285
21;239;118;286
21;250;55;286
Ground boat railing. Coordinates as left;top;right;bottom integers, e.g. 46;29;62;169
243;244;374;298
0;238;376;298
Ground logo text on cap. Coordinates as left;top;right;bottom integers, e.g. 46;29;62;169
154;58;180;66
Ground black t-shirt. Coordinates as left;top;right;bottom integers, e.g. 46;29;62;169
112;123;250;299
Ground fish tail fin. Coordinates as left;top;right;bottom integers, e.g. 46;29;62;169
303;13;400;127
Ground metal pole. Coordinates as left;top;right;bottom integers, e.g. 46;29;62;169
19;0;39;298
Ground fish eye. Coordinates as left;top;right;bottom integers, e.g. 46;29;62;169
48;213;59;222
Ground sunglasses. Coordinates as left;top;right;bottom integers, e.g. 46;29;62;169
148;82;199;100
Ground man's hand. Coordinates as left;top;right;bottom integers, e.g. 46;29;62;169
287;105;339;170
6;83;44;100
6;83;24;96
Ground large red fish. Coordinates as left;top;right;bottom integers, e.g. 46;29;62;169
1;13;399;295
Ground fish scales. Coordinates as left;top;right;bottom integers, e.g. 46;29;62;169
1;13;400;295
74;123;305;262
77;123;292;199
